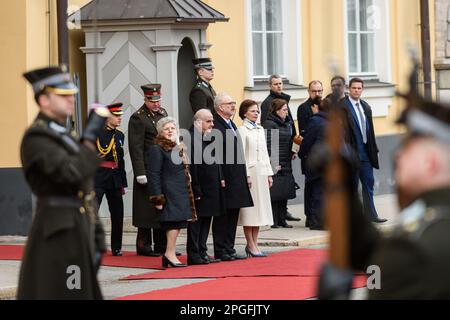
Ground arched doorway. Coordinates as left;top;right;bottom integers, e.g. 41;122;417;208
177;37;197;129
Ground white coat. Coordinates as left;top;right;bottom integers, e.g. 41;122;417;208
237;119;274;226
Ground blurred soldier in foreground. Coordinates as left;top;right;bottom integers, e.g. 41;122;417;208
94;103;127;257
349;72;450;299
18;66;108;299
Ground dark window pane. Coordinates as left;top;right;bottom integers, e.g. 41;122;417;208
267;33;283;75
253;33;264;76
252;0;262;31
266;0;282;31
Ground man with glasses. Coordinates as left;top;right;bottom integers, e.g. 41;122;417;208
190;58;216;114
128;84;170;257
297;80;324;228
212;93;253;261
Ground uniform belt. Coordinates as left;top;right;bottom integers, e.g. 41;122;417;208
39;196;84;208
100;161;118;169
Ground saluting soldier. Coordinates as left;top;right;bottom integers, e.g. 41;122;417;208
18;66;108;299
349;71;450;299
94;103;127;257
189;58;216;114
128;84;168;256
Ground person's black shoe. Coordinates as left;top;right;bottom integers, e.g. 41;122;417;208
112;249;122;256
371;217;388;223
305;217;312;228
187;257;210;265
136;247;161;257
309;224;325;231
219;254;235;261
176;251;182;256
271;225;280;229
279;222;293;228
202;255;221;263
162;255;187;268
230;253;247;260
285;212;301;221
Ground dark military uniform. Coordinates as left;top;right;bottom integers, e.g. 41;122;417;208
128;101;168;253
94;122;127;254
189;79;216;114
18;113;105;299
189;57;216;114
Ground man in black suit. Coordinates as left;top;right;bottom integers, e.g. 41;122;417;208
186;109;226;265
211;93;254;261
297;80;323;227
343;78;387;223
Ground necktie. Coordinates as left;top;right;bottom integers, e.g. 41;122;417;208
355;102;367;143
226;120;236;136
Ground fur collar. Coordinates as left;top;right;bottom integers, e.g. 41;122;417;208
154;136;177;151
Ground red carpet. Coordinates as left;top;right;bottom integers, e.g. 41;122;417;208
116;275;367;300
0;244;173;270
123;249;328;280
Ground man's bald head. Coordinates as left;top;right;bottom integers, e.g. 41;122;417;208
193;109;214;133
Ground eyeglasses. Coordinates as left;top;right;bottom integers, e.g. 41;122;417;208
222;101;236;106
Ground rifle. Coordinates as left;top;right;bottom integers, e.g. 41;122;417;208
316;90;355;300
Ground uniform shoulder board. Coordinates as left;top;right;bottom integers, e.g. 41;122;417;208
116;128;123;133
201;81;209;89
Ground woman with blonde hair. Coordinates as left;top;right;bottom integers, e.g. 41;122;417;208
146;117;197;267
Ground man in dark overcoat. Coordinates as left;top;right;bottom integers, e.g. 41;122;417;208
186;109;226;265
128;84;168;256
18;66;107;299
189;58;216;114
211;93;253;261
94;103;127;256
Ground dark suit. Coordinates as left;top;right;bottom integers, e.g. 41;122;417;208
186;127;226;260
189;79;216;114
343;97;380;219
212;114;253;258
94;126;127;252
128;105;168;252
297;98;315;219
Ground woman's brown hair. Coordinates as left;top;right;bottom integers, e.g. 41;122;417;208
239;99;259;120
270;98;288;114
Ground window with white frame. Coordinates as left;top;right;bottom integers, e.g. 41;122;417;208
251;0;284;77
347;0;378;77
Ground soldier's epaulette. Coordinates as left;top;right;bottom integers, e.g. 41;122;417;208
116;128;123;133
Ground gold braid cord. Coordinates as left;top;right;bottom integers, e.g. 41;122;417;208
96;135;118;164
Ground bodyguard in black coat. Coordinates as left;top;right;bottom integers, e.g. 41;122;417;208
211;94;253;261
186;111;226;264
94;103;127;256
343;78;385;223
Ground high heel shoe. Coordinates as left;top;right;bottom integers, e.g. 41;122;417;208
162;255;187;268
245;246;267;258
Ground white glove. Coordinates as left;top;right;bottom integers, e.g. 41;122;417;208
136;175;147;185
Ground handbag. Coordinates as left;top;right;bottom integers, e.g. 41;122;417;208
270;167;297;201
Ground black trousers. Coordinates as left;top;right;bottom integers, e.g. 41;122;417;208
212;208;240;258
309;178;324;226
271;199;288;226
187;216;212;259
304;181;313;218
136;227;167;253
95;187;123;251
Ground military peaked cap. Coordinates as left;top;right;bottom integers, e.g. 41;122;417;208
23;65;78;96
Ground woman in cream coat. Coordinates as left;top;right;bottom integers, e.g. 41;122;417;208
237;99;274;257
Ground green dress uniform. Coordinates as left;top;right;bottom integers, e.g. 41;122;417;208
17;113;106;299
189;79;216;114
128;104;168;228
350;188;450;299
